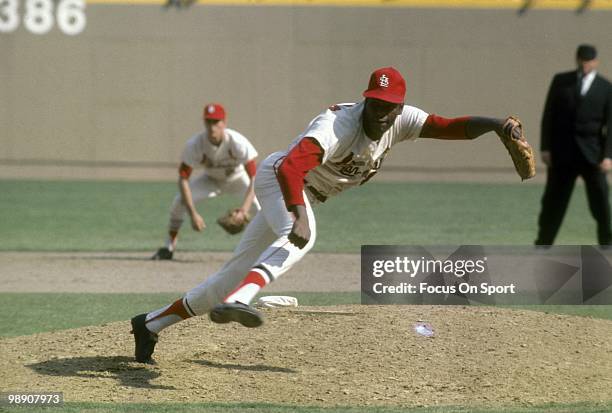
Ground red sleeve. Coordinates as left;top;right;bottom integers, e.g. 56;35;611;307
420;114;472;139
178;162;193;179
244;159;257;178
276;138;323;210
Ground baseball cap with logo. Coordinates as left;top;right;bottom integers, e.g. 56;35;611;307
362;67;406;104
203;103;226;121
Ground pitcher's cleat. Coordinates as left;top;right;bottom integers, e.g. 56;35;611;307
151;247;173;260
209;302;263;328
130;313;158;364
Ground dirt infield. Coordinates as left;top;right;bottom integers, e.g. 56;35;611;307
0;252;359;293
1;306;612;407
2;252;612;408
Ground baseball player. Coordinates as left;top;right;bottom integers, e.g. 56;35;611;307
151;103;260;260
132;67;525;363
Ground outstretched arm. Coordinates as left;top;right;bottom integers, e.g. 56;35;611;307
419;114;512;140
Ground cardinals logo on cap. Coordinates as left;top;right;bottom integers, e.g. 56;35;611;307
203;103;226;120
363;67;406;104
379;74;389;88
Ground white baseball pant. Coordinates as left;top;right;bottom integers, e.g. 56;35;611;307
168;171;261;232
184;152;316;315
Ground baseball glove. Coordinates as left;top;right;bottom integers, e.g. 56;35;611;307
217;209;251;235
498;116;536;181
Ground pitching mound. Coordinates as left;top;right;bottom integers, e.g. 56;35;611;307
1;305;612;407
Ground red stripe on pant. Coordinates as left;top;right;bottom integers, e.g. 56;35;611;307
146;298;192;324
223;270;267;302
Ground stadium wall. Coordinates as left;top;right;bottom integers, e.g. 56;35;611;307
0;1;610;181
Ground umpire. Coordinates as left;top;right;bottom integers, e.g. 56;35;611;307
536;44;612;246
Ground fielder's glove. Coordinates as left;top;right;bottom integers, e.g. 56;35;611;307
217;209;251;235
497;116;536;181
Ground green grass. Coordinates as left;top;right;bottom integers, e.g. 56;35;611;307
2;292;611;338
0;292;178;337
0;292;361;337
0;179;604;253
1;179;611;412
5;401;612;413
512;305;612;321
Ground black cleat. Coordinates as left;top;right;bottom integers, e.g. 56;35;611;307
209;302;263;328
130;313;158;364
151;247;173;260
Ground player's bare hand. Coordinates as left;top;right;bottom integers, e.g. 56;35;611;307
288;205;310;249
600;158;612;173
289;217;310;249
190;212;206;232
232;208;247;221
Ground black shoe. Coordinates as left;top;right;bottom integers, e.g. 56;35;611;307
130;313;158;364
209;302;263;328
151;247;173;260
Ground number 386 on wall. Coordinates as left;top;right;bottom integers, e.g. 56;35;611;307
0;0;86;35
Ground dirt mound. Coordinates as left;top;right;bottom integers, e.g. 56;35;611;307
1;305;612;407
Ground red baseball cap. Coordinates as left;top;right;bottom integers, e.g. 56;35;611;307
362;67;406;104
203;103;226;120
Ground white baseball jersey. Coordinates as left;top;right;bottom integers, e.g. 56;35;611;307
284;101;428;200
184;102;428;316
181;128;258;181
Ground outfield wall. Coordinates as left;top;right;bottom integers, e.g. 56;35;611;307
1;2;611;181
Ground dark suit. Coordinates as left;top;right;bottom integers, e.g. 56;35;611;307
536;70;612;245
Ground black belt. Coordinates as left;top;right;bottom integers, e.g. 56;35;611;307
305;184;327;203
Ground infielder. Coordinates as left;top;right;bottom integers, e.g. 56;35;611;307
152;103;260;260
132;67;527;363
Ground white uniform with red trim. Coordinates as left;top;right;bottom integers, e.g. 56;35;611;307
168;128;260;231
182;128;257;181
289;101;428;202
183;101;428;315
